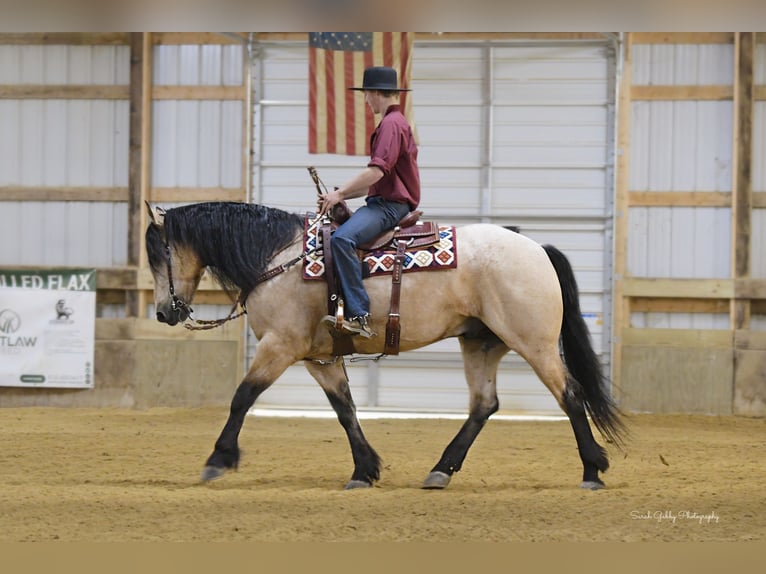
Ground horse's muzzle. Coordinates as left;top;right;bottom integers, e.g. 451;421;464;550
156;304;188;326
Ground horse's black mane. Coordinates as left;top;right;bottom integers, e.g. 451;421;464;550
145;202;304;297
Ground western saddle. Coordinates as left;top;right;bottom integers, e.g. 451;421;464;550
309;167;440;357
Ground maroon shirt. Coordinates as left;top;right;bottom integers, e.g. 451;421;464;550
367;105;420;210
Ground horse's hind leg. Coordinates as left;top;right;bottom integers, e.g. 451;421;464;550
562;375;610;489
422;335;508;489
304;360;381;489
521;345;610;489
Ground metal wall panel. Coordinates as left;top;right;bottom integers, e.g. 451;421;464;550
0;44;130;271
629;43;734;330
248;38;615;414
152;45;244;189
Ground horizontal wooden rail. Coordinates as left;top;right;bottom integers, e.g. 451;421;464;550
1;187;246;203
150;187;246;203
0;33;130;45
621;327;732;348
152;85;245;100
628;191;731;207
630;32;734;44
622;278;766;300
95;317;241;341
622;278;734;299
0;85;247;101
0;186;129;202
631;85;733;100
0;85;129;99
0;32;246;45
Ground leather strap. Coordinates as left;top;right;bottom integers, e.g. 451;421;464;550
384;240;407;355
320;223;355;356
320;224;339;321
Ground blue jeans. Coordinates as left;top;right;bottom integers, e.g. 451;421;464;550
331;196;411;318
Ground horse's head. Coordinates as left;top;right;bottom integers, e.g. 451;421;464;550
144;202;204;326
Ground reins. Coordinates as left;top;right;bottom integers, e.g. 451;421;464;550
162;229;320;332
161;168;329;331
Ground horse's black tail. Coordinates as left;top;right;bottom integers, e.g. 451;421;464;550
542;244;627;447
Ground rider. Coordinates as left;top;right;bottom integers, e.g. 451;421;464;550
318;66;421;338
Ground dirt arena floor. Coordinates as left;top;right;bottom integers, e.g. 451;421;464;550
0;407;764;542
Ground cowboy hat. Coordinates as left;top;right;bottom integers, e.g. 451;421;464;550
349;66;411;91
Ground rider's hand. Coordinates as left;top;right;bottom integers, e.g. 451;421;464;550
318;188;342;216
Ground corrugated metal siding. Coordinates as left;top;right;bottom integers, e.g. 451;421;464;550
248;39;614;415
628;43;734;330
152;45;243;189
0;45;130;270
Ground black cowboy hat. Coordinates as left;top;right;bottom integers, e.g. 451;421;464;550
349;66;411;92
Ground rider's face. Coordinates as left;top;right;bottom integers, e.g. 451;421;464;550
364;90;384;114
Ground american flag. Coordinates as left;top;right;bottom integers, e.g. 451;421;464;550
308;32;414;156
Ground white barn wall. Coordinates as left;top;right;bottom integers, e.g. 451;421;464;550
0;45;130;271
628;43;734;330
152;44;244;190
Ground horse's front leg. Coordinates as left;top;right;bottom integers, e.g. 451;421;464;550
304;359;381;489
422;335;507;489
201;334;297;482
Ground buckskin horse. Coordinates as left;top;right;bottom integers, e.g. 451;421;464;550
144;200;625;490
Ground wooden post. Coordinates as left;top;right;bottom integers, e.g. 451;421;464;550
611;33;632;398
127;33;153;318
731;32;754;331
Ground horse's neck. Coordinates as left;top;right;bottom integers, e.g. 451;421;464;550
266;231;304;267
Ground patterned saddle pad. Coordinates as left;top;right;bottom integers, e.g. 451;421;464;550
302;219;458;280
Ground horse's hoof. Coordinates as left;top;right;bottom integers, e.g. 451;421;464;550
580;480;605;490
422;471;451;489
200;465;226;482
344;480;372;490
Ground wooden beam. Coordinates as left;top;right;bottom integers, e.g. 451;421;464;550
757;86;766;100
255;32;612;43
630;298;730;313
735;330;766;351
630;32;734;44
137;33;154;319
622;278;734;299
0;85;128;100
0;33;129;45
95;318;241;341
612;32;633;396
735;278;766;299
242;42;251;205
631;85;733;101
622;328;732;348
149;187;246;203
96;267;137;290
753;192;766;208
731;32;754;330
128;33;153;318
153;33;247;45
152;86;244;100
0;186;128;201
628;191;731;207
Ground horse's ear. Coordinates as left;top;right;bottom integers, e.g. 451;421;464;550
145;201;166;227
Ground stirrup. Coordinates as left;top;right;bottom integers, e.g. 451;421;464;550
321;315;376;338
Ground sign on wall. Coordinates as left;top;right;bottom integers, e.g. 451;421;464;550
0;269;96;388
